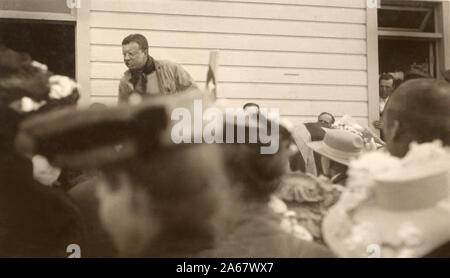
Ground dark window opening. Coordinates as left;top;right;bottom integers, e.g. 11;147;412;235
0;19;75;78
378;7;435;32
379;39;434;78
377;1;440;80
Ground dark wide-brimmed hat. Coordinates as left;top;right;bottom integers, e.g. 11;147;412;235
0;47;80;150
0;46;79;110
15;89;212;169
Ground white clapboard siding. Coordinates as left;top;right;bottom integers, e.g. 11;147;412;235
91;12;366;39
91;0;366;24
91;29;366;55
216;83;368;101
91;62;367;86
197;0;365;9
91;79;206;96
215;99;367;117
89;96;369;126
91;45;366;70
90;95;367;116
91;80;367;101
89;0;369;123
91;62;207;81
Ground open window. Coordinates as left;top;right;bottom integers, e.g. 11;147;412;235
378;0;443;80
0;0;77;78
0;19;76;78
378;4;435;32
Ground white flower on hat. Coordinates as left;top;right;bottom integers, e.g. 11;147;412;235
20;97;46;112
31;60;48;72
32;154;61;186
9;96;46;113
268;195;288;214
280;216;313;241
332;115;364;137
49;75;78;100
291;224;314;241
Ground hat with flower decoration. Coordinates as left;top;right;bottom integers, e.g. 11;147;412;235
322;141;450;258
0;46;79;113
14;89;215;170
0;46;79;151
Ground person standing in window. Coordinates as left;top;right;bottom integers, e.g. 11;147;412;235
372;73;395;133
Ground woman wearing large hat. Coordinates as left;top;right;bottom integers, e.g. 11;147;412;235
322;141;450;258
0;46;84;257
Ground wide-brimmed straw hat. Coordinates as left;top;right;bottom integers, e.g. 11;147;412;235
322;141;450;258
307;129;364;166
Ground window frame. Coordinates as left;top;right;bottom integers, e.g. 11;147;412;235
366;0;450;135
378;5;435;32
0;3;91;106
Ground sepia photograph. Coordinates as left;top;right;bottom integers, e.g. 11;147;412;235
0;0;449;263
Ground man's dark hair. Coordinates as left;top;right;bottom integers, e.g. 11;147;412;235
386;79;450;146
222;116;291;202
318;112;335;124
379;73;395;84
243;102;260;110
122;34;149;51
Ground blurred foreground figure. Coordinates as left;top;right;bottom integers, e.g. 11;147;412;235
382;79;450;157
18;91;334;257
444;69;450;83
17;91;234;257
322;141;450;258
322;79;450;257
0;47;85;257
200;114;334;257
